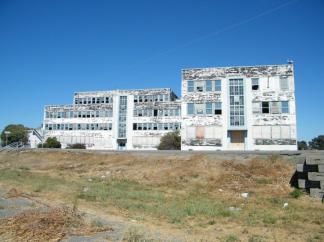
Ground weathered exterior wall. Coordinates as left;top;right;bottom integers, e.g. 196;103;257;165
42;89;181;150
181;63;297;151
34;63;297;151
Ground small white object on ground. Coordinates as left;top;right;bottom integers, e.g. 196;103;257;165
283;202;289;208
241;192;249;198
218;189;224;192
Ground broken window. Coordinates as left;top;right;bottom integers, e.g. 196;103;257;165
281;101;289;113
206;102;213;114
196;82;204;92
175;108;180;116
214;102;222;115
252;78;259;90
187;103;194;115
280;78;289;91
153;109;158;117
187;80;194;92
196;103;204;115
252;102;260;113
133;123;137;130
206;80;212;91
153;123;157;130
271;101;280;114
262;102;270;114
215;80;221;91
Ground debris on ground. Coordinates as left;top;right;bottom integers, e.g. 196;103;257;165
0;207;113;242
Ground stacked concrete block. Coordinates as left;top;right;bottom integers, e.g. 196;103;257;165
297;154;324;199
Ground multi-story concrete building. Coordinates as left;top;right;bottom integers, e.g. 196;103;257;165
41;88;181;150
181;63;297;150
32;63;297;151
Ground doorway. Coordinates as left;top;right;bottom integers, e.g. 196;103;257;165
228;130;246;150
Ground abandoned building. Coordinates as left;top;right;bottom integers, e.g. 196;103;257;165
30;63;297;150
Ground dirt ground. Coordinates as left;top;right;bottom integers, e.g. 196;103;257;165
0;150;323;241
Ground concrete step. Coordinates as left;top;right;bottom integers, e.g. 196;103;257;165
310;188;324;199
306;155;324;165
318;165;324;172
308;172;324;181
296;163;318;172
298;179;321;189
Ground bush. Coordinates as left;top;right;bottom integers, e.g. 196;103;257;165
289;188;303;199
157;131;181;150
66;143;86;149
39;137;61;148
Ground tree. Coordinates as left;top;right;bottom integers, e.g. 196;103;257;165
39;137;61;148
297;140;308;150
308;135;324;150
157;131;181;150
0;124;29;146
66;143;86;149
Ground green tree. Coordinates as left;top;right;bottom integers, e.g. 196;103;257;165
297;140;308;150
39;137;61;148
0;124;29;146
157;131;181;150
308;135;324;150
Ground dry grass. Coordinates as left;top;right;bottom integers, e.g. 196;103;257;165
0;150;323;241
0;206;112;242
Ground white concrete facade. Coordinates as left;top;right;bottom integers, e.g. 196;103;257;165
181;63;297;151
42;88;181;150
36;63;297;151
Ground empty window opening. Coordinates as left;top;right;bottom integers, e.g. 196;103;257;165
252;78;259;90
262;102;270;114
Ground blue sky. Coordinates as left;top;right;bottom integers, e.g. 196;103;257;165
0;0;323;141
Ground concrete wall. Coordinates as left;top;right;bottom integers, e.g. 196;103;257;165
181;64;297;151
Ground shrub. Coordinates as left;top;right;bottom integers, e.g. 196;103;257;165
39;137;61;148
66;143;86;149
157;131;181;150
289;188;303;199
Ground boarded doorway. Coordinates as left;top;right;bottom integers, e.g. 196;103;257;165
228;130;246;150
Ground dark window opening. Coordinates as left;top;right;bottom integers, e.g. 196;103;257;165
196;86;203;92
262;102;270;114
154;109;158;116
215;109;222;115
133;123;137;130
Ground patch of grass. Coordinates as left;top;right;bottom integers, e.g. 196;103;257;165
289;188;303;199
268;154;280;163
0;168;67;193
222;234;240;242
255;178;272;184
18;166;30;171
307;234;322;242
91;219;103;228
76;179;232;225
208;220;216;225
262;213;277;225
248;235;264;242
123;226;153;242
0;205;5;209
